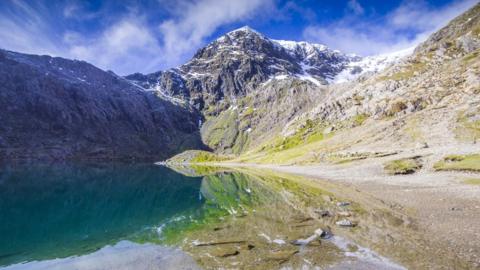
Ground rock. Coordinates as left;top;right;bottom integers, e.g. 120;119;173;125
315;210;332;218
336;202;351;207
320;227;333;239
212;248;240;258
290;228;324;246
267;249;299;263
0;49;204;160
323;126;335;134
336;219;357;227
194;240;247;247
273;239;286;245
337;211;352;217
416;142;429;149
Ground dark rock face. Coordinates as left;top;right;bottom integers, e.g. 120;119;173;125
126;26;356;110
0;50;204;160
125;26;360;154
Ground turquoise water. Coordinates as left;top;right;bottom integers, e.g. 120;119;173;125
0;163;206;266
0;163;410;269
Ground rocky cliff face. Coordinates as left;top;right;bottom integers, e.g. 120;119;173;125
299;3;480;125
0;50;204;160
127;26;404;154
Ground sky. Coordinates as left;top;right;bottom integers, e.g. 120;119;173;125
0;0;477;75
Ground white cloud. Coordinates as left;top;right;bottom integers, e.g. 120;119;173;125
158;0;273;67
0;0;476;74
303;0;477;56
0;0;61;56
66;18;163;74
0;0;273;74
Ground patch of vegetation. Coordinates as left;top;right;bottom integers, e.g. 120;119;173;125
434;154;480;172
190;151;230;163
242;107;254;117
234;119;332;164
387;100;408;116
384;157;423;175
463;178;480;185
202;108;239;149
455;110;480;142
403;117;424;141
167;150;230;164
352;113;369;126
462;49;479;63
380;61;426;81
260;119;327;154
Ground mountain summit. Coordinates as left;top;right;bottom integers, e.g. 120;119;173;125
126;26;411;154
127;26;407;108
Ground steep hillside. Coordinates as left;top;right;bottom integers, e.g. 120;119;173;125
128;27;403;155
236;3;480;164
0;50;204;160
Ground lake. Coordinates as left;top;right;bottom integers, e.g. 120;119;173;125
0;163;454;269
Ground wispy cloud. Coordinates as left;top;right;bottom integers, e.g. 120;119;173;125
66;17;163;74
0;0;271;74
303;0;477;56
0;0;61;56
0;0;477;74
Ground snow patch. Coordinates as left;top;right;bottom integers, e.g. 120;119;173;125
331;47;414;84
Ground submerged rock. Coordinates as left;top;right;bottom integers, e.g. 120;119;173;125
315;209;332;218
213;248;240;258
290;229;325;246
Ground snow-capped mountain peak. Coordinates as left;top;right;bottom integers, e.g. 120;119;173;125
126;27;412;109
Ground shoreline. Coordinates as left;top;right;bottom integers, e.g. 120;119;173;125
200;160;480;268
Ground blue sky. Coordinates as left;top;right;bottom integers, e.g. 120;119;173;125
0;0;476;75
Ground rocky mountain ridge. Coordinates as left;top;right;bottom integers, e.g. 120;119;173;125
1;3;478;161
127;26;410;155
0;49;204;160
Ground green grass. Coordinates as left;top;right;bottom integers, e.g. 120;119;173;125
455;110;480;142
434;154;480;172
463;178;480;185
242;107;254;117
167;150;230;164
234;119;334;164
384;158;422;175
190;151;229;163
353;114;369;126
380;62;426;81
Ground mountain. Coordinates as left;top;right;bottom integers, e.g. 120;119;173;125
127;26;406;108
3;3;478;161
0;49;204;160
228;3;480;164
127;26;408;155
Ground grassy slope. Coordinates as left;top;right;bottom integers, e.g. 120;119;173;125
434;154;480;172
384;158;422;175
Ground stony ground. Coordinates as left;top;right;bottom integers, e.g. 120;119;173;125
220;152;480;269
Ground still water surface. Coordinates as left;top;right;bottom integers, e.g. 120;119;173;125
0;163;444;269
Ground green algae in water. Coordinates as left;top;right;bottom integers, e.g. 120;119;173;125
0;164;277;267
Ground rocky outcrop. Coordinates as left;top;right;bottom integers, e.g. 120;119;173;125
126;26;397;154
0;50;204;160
295;3;480;130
